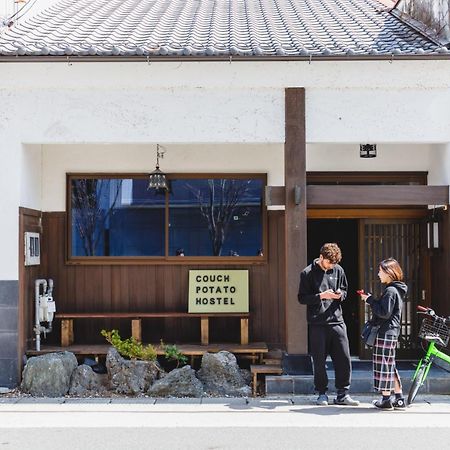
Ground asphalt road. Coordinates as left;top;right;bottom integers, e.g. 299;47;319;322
1;395;449;449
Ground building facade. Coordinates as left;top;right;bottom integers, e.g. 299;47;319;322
1;0;450;387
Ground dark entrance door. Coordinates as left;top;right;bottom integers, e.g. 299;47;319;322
359;219;424;359
307;219;360;355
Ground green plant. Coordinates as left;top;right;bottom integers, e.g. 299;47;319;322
101;329;157;361
160;340;188;368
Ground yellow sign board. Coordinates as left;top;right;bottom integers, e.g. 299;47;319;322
188;270;249;313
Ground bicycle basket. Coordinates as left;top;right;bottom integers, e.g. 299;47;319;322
418;316;450;347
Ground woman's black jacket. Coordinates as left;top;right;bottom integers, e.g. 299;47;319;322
365;281;407;337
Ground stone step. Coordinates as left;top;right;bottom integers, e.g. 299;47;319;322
266;365;450;395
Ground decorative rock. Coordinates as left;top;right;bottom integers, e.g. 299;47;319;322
21;352;78;397
69;364;109;396
197;351;251;397
147;365;204;397
106;347;161;395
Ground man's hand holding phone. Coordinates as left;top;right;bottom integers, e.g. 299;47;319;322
320;289;342;301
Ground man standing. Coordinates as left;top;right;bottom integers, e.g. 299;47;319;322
298;243;359;406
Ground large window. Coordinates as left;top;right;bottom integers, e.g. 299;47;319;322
68;174;265;262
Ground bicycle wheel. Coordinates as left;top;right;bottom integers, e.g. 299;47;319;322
407;362;428;405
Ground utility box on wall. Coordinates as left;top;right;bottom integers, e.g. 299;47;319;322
24;232;40;266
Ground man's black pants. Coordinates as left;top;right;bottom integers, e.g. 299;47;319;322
309;323;352;395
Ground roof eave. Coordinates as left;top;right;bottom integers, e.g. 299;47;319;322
1;54;450;63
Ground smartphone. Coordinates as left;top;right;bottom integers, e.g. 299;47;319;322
356;289;365;295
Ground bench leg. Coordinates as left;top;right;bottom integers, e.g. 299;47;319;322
132;319;142;342
201;317;209;345
61;319;74;347
240;318;249;345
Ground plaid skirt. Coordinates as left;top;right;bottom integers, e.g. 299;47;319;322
373;334;402;392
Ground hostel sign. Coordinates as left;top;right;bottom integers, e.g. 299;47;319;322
188;270;249;313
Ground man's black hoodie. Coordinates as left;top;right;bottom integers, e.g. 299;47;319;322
298;259;348;325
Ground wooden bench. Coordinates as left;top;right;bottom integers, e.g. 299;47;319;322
55;312;249;347
27;342;268;365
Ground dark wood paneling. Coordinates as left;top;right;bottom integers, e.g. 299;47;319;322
40;211;286;349
307;185;449;206
19;208;45;362
430;209;450;317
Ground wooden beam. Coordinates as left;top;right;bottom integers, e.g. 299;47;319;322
285;88;307;354
307;208;428;219
266;185;449;207
265;186;285;206
307;185;449;206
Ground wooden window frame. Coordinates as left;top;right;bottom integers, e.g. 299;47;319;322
66;173;268;265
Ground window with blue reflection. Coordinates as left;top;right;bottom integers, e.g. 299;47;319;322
168;179;263;256
70;176;264;258
71;178;164;256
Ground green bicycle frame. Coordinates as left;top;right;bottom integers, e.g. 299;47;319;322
413;341;450;381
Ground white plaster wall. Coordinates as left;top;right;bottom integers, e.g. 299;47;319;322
41;143;284;211
428;143;450;186
307;144;434;173
20;145;42;210
1;60;450;278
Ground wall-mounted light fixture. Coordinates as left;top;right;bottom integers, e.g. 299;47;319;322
426;207;446;250
360;144;377;158
147;144;168;191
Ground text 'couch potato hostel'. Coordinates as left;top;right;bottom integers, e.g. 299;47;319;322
188;270;249;313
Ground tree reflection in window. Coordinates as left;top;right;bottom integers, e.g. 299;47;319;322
71;179;122;256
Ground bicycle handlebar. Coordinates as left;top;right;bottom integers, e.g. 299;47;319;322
417;306;450;324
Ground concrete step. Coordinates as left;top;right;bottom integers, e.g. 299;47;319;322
266;365;450;395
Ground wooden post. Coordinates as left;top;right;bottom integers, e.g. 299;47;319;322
285;88;308;354
61;319;74;347
240;318;249;345
131;319;142;342
200;317;209;345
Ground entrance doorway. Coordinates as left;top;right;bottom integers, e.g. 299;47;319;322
307;219;360;355
307;214;427;359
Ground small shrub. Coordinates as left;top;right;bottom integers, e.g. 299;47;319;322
160;340;188;368
101;329;157;361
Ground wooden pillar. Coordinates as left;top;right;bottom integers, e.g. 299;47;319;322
200;317;209;345
240;318;249;345
285;88;308;354
61;319;74;347
131;319;142;342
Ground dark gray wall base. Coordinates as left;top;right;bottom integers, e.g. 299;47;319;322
0;280;19;307
0;358;18;388
0;280;19;388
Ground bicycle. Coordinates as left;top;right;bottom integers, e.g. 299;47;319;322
407;305;450;405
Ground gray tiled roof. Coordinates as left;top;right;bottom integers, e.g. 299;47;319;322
0;0;446;58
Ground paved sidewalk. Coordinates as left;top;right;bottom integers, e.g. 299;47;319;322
1;395;449;449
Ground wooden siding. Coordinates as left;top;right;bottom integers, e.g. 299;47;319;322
29;211;286;349
19;208;46;358
430;209;450;317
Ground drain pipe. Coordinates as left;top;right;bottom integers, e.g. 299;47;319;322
34;279;47;352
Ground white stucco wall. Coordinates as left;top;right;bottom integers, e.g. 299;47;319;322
1;59;450;278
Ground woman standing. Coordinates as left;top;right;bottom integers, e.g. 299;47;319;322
359;258;407;410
